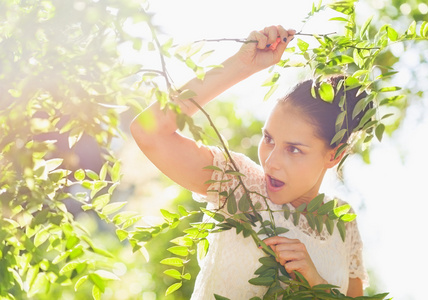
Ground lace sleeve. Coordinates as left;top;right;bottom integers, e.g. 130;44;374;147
192;147;267;210
346;216;369;288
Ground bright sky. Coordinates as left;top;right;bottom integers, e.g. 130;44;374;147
142;1;428;299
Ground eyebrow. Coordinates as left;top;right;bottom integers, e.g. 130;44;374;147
262;128;311;148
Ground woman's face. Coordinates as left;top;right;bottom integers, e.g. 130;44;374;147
258;101;338;207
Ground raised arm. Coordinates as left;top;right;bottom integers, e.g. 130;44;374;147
130;26;295;195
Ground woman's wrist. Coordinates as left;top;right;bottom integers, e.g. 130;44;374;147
309;275;328;287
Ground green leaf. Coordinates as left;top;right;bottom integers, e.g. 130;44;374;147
375;123;385;142
306;213;316;230
85;169;99;180
238;193;250;212
293;211;300;226
167;246;189;257
329;17;348;22
160;257;184;267
99;162;109;181
275;227;289;235
214;294;231;300
163;269;182;280
319;82;335;103
307;194;324;212
386;26;398;41
201;208;225;222
45;158;63;172
34;227;50;247
248;276;275;286
113;211;140;226
170;236;194;247
327;55;354;66
197;238;209;260
296;203;306;212
165;282;182;296
69;128;83;148
317;199;337;215
92;285;101;300
334;204;351;217
325;218;334;235
315;215;324;233
111;160;121;182
74;275;88;291
406;20;416;37
60;262;80;274
225;170;245;177
74;169;85;181
53;251;70;264
94;270;120;281
283;205;290;219
203;165;222;171
330;129;347;146
263;84;278;101
420;21;428;38
92;194;110;210
341;213;357;222
259;256;278;267
352;98;368;119
227;191;237;214
337;220;346;241
116;229;128;241
262;73;280;87
160;209;179;223
178;205;190;216
334;143;348;160
101;202;126;215
90;181;108;199
335;111;346;132
360;15;373;39
376;71;398;80
199;49;215;62
358;108;376;129
177;89;197;100
297;38;309;52
379;86;401;92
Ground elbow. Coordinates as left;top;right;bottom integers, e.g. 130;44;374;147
129;114;154;149
130;110;176;149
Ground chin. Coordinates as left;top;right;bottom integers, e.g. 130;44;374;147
268;194;291;206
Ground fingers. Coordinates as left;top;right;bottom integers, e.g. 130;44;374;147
263;236;300;246
263;236;308;265
250;26;296;50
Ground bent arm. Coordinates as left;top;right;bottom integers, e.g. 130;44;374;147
130;26;295;195
130;56;255;194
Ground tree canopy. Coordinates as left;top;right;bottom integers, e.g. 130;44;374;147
0;0;427;299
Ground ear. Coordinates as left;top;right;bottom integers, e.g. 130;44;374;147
325;143;347;169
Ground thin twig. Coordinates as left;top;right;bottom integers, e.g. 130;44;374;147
143;8;173;90
190;31;337;45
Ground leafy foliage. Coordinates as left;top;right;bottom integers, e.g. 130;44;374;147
132;0;426;298
1;0;427;299
0;0;146;298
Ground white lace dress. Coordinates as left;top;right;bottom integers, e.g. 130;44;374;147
191;148;368;300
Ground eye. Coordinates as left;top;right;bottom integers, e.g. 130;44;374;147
287;146;302;154
263;133;274;145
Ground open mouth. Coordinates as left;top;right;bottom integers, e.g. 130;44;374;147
268;175;285;188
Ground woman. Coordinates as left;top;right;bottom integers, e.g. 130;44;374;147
131;25;368;299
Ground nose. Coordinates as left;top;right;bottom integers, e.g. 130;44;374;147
265;148;281;171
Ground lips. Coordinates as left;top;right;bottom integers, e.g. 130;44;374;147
266;175;285;191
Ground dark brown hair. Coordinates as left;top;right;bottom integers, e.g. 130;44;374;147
279;76;371;148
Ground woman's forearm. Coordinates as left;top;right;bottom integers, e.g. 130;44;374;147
130;54;255;141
